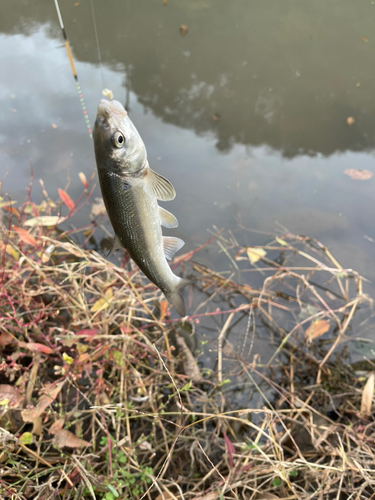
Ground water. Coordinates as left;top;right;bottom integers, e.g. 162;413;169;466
1;0;374;366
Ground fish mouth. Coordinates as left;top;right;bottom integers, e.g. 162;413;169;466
97;99;127;129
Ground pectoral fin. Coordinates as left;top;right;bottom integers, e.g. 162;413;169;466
159;206;178;228
143;168;176;201
163;236;185;260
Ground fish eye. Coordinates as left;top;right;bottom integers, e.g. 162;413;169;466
112;131;125;148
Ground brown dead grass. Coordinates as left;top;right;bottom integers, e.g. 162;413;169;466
0;188;375;500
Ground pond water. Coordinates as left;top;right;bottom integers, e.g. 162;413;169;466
1;0;374;371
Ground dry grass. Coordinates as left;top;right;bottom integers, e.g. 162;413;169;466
0;184;375;500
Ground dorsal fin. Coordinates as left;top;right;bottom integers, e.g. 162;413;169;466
163;236;185;260
143;168;176;201
159;206;178;228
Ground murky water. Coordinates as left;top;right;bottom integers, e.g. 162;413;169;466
1;0;375;366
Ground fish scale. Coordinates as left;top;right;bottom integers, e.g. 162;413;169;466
94;97;189;316
98;167;176;297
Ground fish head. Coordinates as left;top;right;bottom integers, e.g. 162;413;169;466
93;99;147;174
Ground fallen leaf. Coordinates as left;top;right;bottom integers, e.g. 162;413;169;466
138;440;152;451
58;188;75;211
29;416;43;436
223;431;235;469
90;287;113;312
0;384;23;407
51;123;58;129
13;226;37;247
246;247;267;264
49;418;65;435
305;319;330;342
53;429;91;448
0;332;14;346
163;0;168;4
176;335;201;382
90;198;106;218
74;2;80;5
255;494;280;500
160;300;169;320
361;36;368;42
191;492;219;500
155;493;175;500
344;169;373;180
21;379;65;420
179;24;188;36
19;432;33;445
360;372;374;418
346;116;356;125
24;216;62;227
76;329;98;339
18;342;53;355
78;172;88;188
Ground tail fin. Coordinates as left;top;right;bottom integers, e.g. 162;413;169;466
165;278;190;317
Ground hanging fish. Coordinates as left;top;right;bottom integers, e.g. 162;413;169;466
93;96;189;316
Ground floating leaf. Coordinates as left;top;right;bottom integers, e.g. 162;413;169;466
19;432;33;445
21;379;65;420
51;123;58;129
58;188;75;211
246;247;267;264
179;24;188;36
13;226;37;247
346;116;356;125
53;429;91;448
90;288;113;313
305;319;330;342
360;372;374;418
344;169;373;180
24;216;62;227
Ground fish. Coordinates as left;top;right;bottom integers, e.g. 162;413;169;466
93;98;189;316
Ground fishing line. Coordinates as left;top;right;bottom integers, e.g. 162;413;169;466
53;0;93;138
90;0;105;90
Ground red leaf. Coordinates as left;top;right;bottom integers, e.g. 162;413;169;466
223;431;235;469
3;206;20;218
20;342;53;354
58;189;75;211
76;329;98;339
13;226;37;247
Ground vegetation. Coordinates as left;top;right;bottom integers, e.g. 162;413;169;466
0;178;374;499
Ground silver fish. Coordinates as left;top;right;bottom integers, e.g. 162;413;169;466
93;98;189;316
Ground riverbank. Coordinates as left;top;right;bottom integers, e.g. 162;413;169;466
0;194;374;499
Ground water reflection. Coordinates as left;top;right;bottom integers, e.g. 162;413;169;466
0;0;374;291
2;0;375;156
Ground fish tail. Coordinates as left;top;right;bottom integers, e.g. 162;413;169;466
165;278;190;317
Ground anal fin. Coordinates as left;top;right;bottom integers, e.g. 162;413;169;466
163;236;185;260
